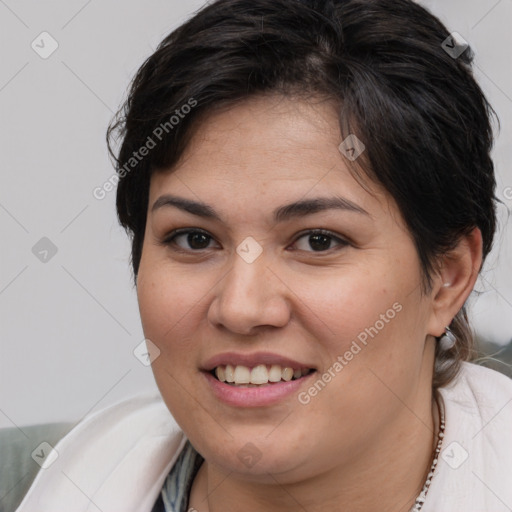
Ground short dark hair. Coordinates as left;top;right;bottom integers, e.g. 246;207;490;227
107;0;498;389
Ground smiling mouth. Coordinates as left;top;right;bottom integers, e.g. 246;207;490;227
211;364;315;387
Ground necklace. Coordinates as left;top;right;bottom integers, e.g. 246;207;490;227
409;391;445;512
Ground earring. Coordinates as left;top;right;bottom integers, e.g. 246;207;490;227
439;326;456;350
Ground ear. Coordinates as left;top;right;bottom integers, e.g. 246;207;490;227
427;227;483;337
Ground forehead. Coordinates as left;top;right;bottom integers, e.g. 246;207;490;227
149;95;391;218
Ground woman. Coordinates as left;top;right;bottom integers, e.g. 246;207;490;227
16;0;512;511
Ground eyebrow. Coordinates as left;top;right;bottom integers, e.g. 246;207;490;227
151;194;369;222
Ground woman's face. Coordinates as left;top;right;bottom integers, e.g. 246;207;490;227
137;95;437;482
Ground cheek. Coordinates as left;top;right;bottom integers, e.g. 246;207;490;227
287;267;399;347
136;259;210;422
136;258;209;353
287;260;425;387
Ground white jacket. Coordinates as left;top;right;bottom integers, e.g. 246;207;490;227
16;362;512;512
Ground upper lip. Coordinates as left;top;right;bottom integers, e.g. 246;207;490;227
202;352;316;372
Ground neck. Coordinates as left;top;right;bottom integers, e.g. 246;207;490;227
189;390;439;512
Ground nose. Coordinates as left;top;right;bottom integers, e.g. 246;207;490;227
207;249;292;336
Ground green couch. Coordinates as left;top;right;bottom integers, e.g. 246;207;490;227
0;423;73;512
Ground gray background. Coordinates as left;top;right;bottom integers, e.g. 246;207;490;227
1;0;511;428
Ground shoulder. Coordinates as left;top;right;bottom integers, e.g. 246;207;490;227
71;391;182;435
442;361;512;413
439;361;512;444
49;391;186;463
16;392;187;512
460;359;512;388
426;362;512;511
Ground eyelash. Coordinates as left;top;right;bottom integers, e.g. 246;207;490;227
160;228;350;254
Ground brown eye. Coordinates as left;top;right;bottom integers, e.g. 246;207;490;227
292;230;348;252
163;229;218;251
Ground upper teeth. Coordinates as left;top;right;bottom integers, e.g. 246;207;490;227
215;364;310;385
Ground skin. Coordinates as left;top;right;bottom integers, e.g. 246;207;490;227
136;95;482;512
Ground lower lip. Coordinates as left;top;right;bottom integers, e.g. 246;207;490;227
203;371;315;407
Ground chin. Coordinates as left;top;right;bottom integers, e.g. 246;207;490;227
194;428;314;478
